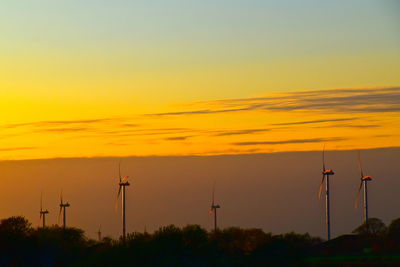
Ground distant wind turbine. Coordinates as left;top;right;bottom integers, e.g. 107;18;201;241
209;181;220;232
355;151;373;228
116;161;130;243
97;225;102;241
58;190;70;229
39;192;49;228
318;146;335;240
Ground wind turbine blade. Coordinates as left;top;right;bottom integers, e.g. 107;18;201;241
119;160;122;183
58;206;62;225
322;144;326;171
38;212;43;227
115;186;122;213
211;180;216;206
60;190;63;205
355;181;363;209
117;185;122;199
358;151;364;178
318;174;326;199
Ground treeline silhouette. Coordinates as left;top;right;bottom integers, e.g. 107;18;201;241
2;217;400;266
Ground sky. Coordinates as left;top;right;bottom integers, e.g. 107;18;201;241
0;148;399;240
0;1;399;239
0;0;399;160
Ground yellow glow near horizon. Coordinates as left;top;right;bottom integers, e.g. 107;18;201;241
1;87;399;160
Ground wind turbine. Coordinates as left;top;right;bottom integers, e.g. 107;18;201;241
355;151;373;228
58;191;70;229
97;225;102;241
209;181;220;232
318;146;335;240
116;161;130;243
39;193;49;228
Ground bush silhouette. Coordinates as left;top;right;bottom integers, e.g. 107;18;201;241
352;218;387;237
1;215;400;265
388;218;400;241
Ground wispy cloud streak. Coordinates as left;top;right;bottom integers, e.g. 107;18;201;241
149;87;400;116
0;147;37;152
233;137;346;146
272;118;358;126
213;129;270;136
2;118;116;129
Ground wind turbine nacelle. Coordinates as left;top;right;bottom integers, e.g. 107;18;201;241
213;205;220;209
323;169;334;175
362;176;372;181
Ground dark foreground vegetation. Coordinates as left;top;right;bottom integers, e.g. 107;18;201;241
2;217;400;266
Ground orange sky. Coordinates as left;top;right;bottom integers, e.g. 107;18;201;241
1;87;399;160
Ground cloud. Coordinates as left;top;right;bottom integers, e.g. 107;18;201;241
148;87;400;116
315;124;380;129
120;123;139;127
3;118;115;129
213;129;271;136
164;136;192;141
200;148;266;155
36;119;111;125
148;108;249;116
233;137;346;146
39;127;89;133
272;118;358;126
372;134;394;138
0;147;37;152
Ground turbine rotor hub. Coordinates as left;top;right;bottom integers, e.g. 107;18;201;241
323;169;334;175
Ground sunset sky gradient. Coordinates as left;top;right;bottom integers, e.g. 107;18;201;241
1;0;399;160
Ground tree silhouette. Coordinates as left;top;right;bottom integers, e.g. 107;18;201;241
387;218;400;241
0;216;32;237
1;215;400;265
352;218;387;237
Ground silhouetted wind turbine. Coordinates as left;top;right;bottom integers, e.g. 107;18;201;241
116;161;130;243
209;181;220;232
355;151;373;228
318;146;335;240
39;193;49;228
97;225;102;241
58;191;70;229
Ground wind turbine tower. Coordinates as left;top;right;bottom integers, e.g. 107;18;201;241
210;181;221;232
318;147;335;240
39;193;49;228
59;191;71;229
355;151;373;228
116;161;130;243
